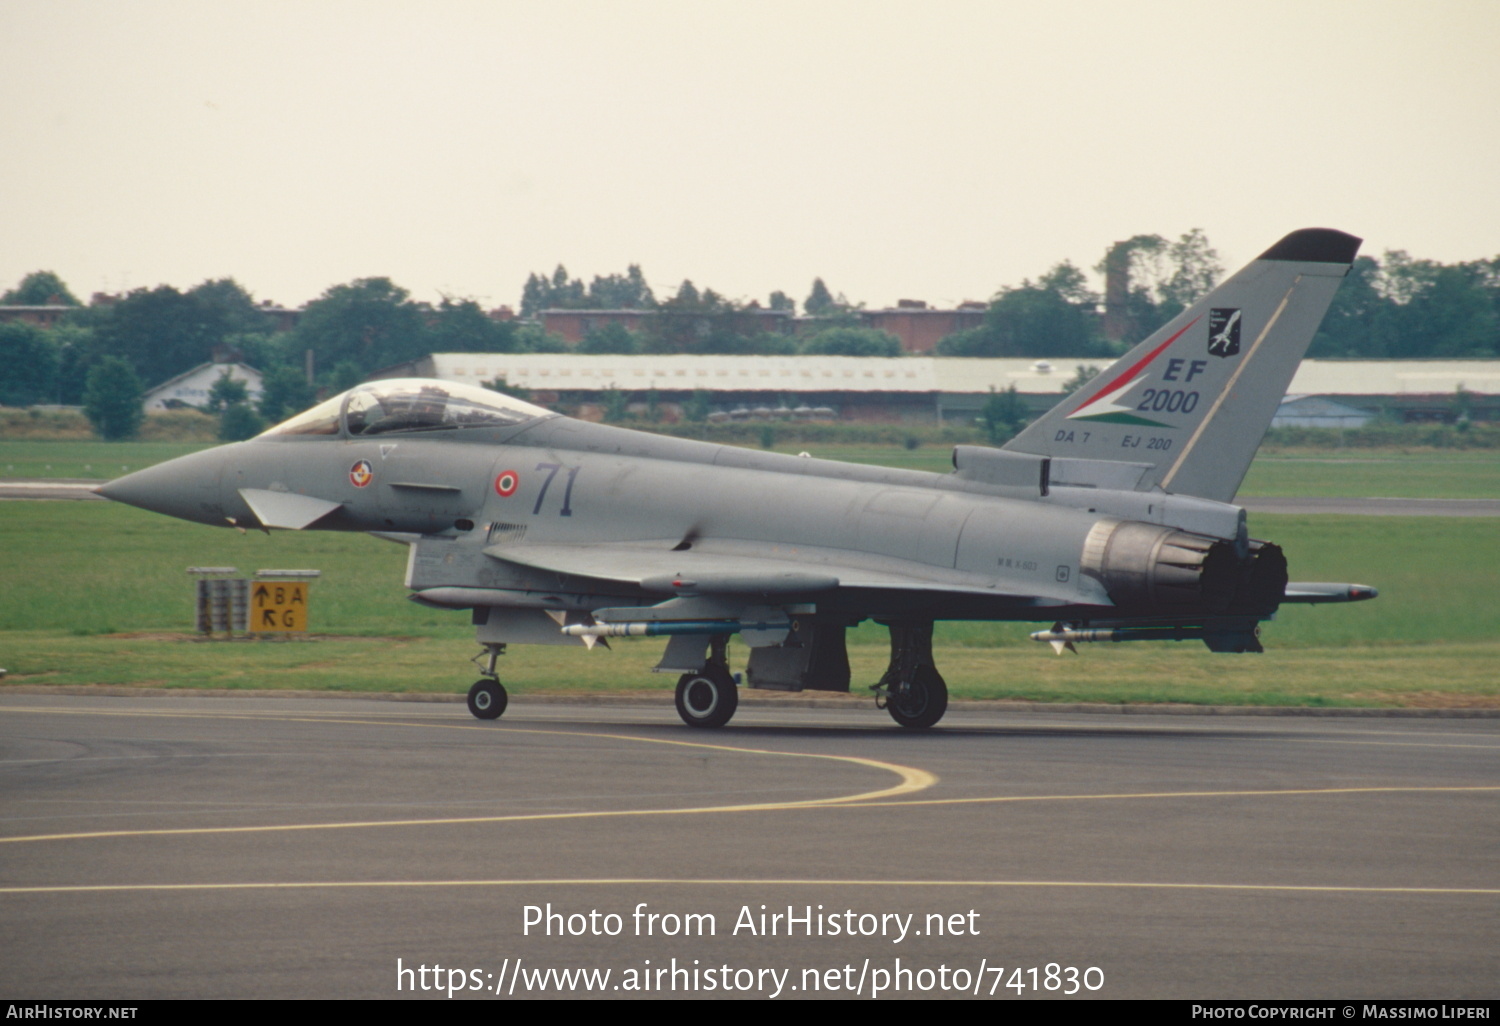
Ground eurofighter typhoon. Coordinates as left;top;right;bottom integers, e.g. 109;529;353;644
99;229;1375;729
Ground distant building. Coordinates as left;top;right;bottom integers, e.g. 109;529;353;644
371;354;1500;426
856;300;988;354
536;302;988;353
537;309;656;345
256;300;303;333
142;362;264;412
0;305;73;329
372;353;1106;423
1272;395;1376;429
537;307;796;346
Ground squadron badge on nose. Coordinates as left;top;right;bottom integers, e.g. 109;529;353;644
349;460;374;488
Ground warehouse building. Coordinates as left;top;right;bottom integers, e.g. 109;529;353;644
371;354;1500;424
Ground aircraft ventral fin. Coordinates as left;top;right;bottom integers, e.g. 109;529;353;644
238;488;343;530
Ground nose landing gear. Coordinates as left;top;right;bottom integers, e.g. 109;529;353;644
466;643;508;721
467;678;508;720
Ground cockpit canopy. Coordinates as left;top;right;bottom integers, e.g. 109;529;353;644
261;379;553;438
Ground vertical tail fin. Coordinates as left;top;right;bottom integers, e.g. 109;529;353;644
1003;228;1361;502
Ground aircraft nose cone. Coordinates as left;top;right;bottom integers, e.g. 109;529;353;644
96;446;233;525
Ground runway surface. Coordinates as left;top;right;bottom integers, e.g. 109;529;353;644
2;693;1496;1000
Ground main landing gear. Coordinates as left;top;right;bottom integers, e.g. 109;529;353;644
871;622;949;729
461;625;952;730
466;643;508;721
675;634;738;729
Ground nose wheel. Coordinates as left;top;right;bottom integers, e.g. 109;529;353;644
467;678;508;720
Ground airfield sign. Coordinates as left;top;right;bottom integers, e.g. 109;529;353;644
252;581;309;632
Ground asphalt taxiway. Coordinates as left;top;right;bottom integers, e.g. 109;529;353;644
2;693;1496;1000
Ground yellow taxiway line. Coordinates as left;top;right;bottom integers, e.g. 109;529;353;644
2;878;1497;897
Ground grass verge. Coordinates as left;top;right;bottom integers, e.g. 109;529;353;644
2;504;1497;707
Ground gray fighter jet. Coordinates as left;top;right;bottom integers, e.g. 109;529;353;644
99;228;1376;729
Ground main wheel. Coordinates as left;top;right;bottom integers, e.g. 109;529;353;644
674;667;738;728
886;666;947;729
467;678;508;720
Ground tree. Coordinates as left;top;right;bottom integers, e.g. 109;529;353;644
327;360;365;394
600;386;627;421
804;278;836;316
83;278;270;389
801;326;902;357
1309;255;1392;357
646;281;718;353
429;298;520;353
673;279;701;305
515;324;568;353
520;265;584;316
520;272;551;318
1159;228;1222;310
1385;256;1498;357
522;264;654;315
588;265;654;309
768;291;795;313
90;286;219;387
205;369;249;412
188;278;274;336
939;285;1106;357
0;322;60;405
685;389;713;422
218;402;266;441
291;278;427;376
257;365;315;423
1035;261;1099;307
83;357;144;440
2;270;81;306
48;324;96;405
978;385;1028;444
1061;364;1101;396
576;321;642;354
1096;229;1221;345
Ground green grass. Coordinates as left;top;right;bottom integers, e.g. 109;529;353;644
2;503;1496;707
0;440;215;480
773;444;1500;498
5;631;1496;708
1239;453;1500;499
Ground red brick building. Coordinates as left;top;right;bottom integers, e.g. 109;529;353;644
857;300;987;353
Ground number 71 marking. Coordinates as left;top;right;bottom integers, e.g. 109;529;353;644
532;462;579;516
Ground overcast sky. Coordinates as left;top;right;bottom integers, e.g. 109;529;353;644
2;0;1496;312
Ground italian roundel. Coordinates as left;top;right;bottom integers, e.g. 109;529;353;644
349;459;374;488
494;470;520;497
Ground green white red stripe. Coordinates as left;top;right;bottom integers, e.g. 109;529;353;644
1066;316;1202;426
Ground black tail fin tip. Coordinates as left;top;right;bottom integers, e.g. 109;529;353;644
1258;228;1362;264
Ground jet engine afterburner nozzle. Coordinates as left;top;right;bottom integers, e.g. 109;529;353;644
1080;519;1286;615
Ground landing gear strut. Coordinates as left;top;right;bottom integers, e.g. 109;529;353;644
674;634;738;729
466;643;508;720
872;623;948;729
